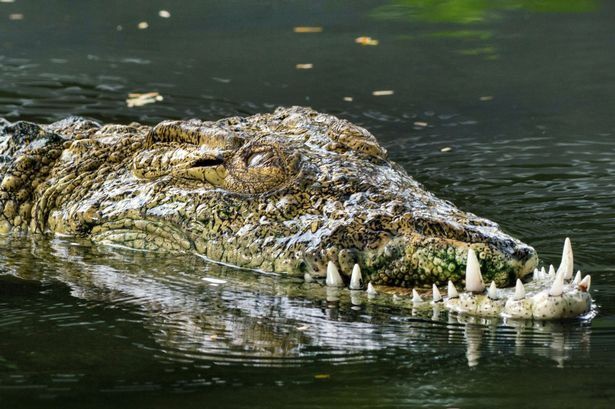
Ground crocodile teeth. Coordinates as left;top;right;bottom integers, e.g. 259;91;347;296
326;261;344;287
548;264;556;277
541;266;547;276
366;282;377;295
534;268;543;280
349;264;363;290
447;280;459;299
432;284;442;302
487;281;498;299
549;270;565;297
578;275;591;292
556;237;574;280
573;270;582;286
412;289;423;304
513;279;525;300
465;248;485;293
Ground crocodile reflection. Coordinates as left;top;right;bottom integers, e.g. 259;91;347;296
0;237;592;368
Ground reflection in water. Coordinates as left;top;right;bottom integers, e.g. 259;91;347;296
372;0;596;24
0;237;593;370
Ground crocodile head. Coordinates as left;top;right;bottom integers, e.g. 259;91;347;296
1;107;592;320
27;106;534;286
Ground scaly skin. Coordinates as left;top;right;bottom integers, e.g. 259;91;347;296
0;106;592;319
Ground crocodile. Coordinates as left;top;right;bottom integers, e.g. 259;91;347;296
0;106;593;320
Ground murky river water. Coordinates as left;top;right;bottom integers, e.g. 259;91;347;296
1;1;614;407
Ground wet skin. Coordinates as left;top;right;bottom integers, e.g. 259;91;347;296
0;106;592;319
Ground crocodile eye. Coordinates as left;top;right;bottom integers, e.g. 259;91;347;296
246;151;274;168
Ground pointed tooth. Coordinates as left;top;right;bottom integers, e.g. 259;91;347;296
366;282;377;295
326;261;344;287
349;264;363;290
548;264;556;277
534;268;543;280
549;271;565;297
578;275;591;292
487;281;498;299
465;248;485;292
573;271;582;286
412;289;423;304
556;237;574;280
447;280;459;299
432;284;442;302
541;266;547;275
513;279;526;300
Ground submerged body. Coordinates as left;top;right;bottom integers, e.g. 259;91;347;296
0;106;592;319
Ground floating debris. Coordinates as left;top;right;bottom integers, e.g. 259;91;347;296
440;146;452;152
314;374;331;379
158;10;171;18
355;36;379;46
414;121;428;127
8;13;23;20
126;92;163;108
372;90;394;96
137;21;149;29
343;96;353;102
293;26;323;33
295;63;313;70
116;25;123;31
212;77;231;83
480;95;494;101
0;0;16;3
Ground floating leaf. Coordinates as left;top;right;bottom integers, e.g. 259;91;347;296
293;26;323;33
295;63;313;69
355;36;379;46
126;92;163;108
372;90;394;96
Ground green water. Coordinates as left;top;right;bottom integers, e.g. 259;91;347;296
1;1;614;407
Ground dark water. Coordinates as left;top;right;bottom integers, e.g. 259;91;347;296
1;0;615;407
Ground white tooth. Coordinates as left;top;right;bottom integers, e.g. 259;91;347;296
326;261;344;287
578;275;591;292
366;282;377;295
513;279;525;300
447;280;459;299
573;271;582;286
548;264;556;277
487;281;498;299
549;270;565;296
412;289;423;304
541;266;547;276
534;268;543;280
349;264;363;290
556;237;574;280
465;248;485;292
432;284;442;302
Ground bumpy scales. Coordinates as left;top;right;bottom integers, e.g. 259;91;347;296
0;107;592;319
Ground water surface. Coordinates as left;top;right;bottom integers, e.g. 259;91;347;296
1;1;614;407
